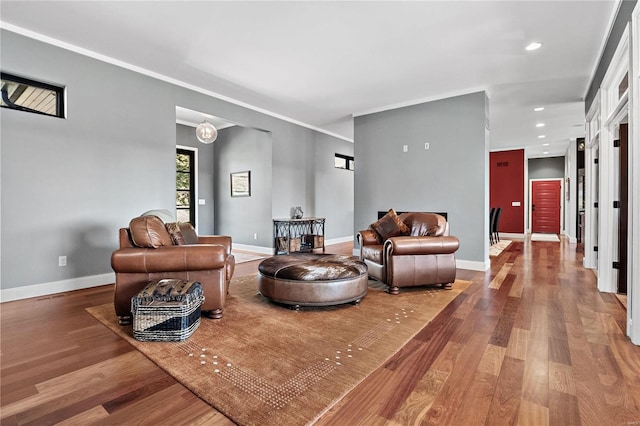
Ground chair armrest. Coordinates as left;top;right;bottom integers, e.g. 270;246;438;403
357;230;379;246
111;244;226;273
385;236;459;256
198;235;232;255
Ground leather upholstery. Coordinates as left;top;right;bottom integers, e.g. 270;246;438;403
258;254;368;307
357;212;459;292
111;217;235;322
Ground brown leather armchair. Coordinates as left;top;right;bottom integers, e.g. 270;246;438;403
357;212;459;294
111;215;235;325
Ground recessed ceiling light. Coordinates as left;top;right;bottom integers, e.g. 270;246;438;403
543;151;550;154
534;107;545;112
538;135;546;139
536;123;545;128
543;143;550;146
526;42;543;51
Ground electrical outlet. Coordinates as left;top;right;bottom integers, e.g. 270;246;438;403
424;142;430;150
58;256;67;267
253;233;258;240
402;145;408;152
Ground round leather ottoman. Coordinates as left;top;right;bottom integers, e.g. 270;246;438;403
258;253;368;310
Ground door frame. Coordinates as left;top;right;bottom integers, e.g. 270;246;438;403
528;178;564;235
176;144;199;233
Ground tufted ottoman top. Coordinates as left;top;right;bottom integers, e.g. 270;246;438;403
258;254;367;281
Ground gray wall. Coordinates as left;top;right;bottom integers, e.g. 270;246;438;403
354;91;489;264
0;29;353;291
214;126;273;247
176;124;215;234
585;0;637;112
528;156;565;180
314;134;355;239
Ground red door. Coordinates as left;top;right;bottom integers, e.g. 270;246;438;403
532;180;561;234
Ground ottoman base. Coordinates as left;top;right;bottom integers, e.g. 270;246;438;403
258;254;369;309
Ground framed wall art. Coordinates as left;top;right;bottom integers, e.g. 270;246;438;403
230;171;251;197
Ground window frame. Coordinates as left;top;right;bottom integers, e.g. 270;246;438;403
1;72;65;118
335;153;355;171
176;148;196;226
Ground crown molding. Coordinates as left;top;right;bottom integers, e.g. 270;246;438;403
0;22;354;143
352;86;488;118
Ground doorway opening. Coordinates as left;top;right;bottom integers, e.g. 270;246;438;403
530;179;562;234
176;147;196;226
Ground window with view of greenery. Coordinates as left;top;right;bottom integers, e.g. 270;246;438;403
176;149;195;225
1;72;65;118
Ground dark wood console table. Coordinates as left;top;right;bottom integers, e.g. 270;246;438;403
273;217;325;255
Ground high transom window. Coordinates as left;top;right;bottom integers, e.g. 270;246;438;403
1;72;65;118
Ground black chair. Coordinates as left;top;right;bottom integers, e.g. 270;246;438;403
489;208;496;245
492;208;502;244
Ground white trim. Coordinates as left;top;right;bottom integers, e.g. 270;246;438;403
325;235;355;245
563;231;578;244
584;0;625;99
629;0;639;345
499;232;525;240
597;23;630;294
0;22;354;143
456;259;490;272
231;243;273;255
233;235;354;256
352;86;488;118
0;273;115;303
176;144;199;233
176;118;236;131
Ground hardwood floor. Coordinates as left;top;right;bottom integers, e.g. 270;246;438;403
2;239;639;425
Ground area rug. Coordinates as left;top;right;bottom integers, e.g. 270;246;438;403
489;239;512;257
232;251;269;264
531;233;560;242
87;275;470;426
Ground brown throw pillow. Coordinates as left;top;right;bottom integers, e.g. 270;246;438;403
370;209;410;241
178;222;199;244
165;222;186;245
129;216;173;248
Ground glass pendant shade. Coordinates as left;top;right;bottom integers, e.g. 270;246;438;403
196;120;217;144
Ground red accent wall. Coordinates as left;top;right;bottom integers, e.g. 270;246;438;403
490;150;524;233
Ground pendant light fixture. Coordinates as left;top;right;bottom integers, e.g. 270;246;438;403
196;120;217;144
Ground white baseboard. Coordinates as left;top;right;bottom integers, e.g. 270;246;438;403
499;233;525;240
232;243;273;255
325;235;354;245
234;236;354;256
456;259;490;271
1;272;115;303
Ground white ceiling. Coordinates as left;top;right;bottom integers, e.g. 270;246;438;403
0;1;618;158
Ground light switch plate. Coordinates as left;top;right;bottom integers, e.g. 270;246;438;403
198;199;206;205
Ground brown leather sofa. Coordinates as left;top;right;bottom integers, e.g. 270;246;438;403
111;215;235;325
357;211;459;294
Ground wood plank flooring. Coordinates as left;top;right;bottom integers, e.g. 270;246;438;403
2;239;639;425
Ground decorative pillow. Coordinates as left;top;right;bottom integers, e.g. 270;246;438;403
370;209;410;241
129;216;173;248
178;222;199;245
165;222;186;245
